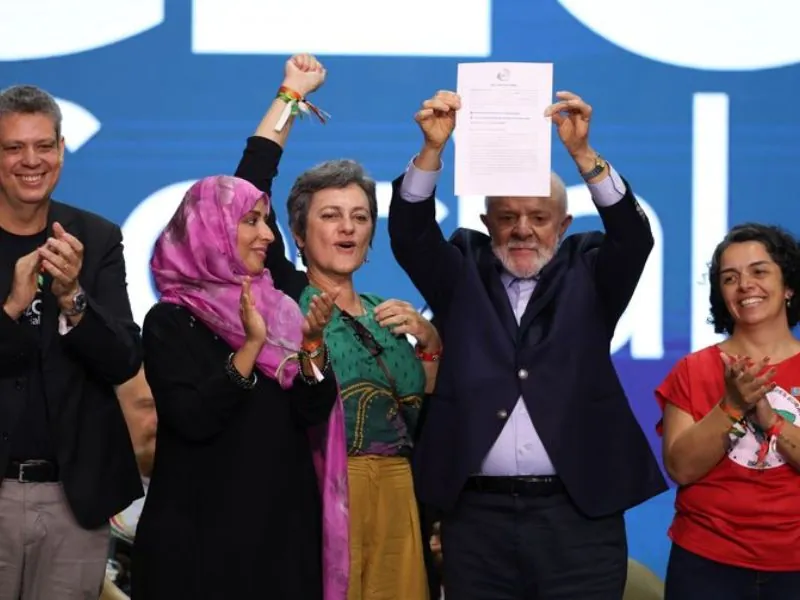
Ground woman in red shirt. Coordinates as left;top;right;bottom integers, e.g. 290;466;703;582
656;223;800;599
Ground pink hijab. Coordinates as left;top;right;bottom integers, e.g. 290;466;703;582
150;175;350;599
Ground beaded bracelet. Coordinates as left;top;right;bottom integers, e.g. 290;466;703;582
298;345;332;386
225;352;258;390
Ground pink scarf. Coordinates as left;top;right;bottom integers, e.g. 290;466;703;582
150;175;350;599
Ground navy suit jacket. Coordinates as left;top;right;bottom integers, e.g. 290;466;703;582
388;174;667;518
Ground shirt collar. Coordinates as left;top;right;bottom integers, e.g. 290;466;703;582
500;270;538;290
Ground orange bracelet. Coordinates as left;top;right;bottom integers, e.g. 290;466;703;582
302;337;322;353
277;85;303;102
719;399;744;423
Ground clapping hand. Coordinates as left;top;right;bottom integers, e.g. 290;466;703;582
240;277;267;346
39;222;84;307
374;299;441;352
3;249;41;319
302;291;338;345
720;353;776;416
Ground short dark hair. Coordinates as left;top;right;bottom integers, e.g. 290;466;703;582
708;223;800;335
0;85;62;138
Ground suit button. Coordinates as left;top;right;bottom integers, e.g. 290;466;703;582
497;409;508;419
14;379;23;390
1;432;8;442
518;368;528;380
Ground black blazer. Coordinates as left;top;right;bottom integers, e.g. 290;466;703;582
0;201;144;528
388;174;667;517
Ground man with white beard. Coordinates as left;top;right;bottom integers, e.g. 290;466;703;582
388;89;667;600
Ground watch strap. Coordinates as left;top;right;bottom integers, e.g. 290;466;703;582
62;290;87;317
579;154;607;181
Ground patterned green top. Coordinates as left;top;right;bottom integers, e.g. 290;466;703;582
300;287;425;456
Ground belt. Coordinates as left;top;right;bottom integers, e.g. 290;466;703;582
464;475;564;497
5;460;59;483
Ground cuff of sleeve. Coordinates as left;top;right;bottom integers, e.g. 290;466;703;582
400;156;443;203
587;164;627;208
58;313;74;336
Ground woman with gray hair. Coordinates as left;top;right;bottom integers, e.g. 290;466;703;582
234;62;441;600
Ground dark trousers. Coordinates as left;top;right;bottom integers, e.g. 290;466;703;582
440;489;627;600
665;543;800;600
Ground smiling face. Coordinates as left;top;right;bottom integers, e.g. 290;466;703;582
296;182;373;278
236;197;274;275
719;240;793;330
481;193;572;278
0;112;63;209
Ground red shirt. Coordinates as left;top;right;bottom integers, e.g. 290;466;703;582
656;345;800;571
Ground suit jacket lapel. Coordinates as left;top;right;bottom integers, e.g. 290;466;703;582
518;255;565;334
477;248;517;341
41;202;76;358
0;255;12;311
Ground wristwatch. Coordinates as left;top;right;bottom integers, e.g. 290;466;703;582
579;153;607;182
62;289;88;317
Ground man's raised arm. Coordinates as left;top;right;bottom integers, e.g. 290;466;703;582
389;91;465;317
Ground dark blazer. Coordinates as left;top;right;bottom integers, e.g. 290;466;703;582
0;201;143;528
388;174;667;518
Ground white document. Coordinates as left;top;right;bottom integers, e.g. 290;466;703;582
454;62;553;198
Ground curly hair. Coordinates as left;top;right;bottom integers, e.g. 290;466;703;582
708;223;800;335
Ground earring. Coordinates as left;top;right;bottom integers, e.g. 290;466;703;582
297;247;304;259
363;254;369;264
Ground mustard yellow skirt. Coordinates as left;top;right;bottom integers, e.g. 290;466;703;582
347;456;429;600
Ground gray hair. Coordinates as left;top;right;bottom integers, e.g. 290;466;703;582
287;158;378;246
485;171;568;214
0;85;62;138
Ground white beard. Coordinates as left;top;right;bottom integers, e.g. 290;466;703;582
493;239;559;278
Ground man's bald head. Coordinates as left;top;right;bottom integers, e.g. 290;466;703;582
485;172;568;216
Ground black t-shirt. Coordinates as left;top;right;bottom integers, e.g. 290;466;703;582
0;226;56;461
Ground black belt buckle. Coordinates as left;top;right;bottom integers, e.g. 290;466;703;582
11;460;57;483
18;461;38;483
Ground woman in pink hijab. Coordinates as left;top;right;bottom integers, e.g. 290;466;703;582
131;175;349;599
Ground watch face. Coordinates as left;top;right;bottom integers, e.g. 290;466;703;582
74;292;87;311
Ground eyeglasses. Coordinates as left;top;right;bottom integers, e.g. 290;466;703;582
339;310;384;357
339;308;401;405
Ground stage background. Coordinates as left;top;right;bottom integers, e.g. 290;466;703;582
3;0;799;579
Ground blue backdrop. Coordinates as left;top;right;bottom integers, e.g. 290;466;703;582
3;0;799;578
